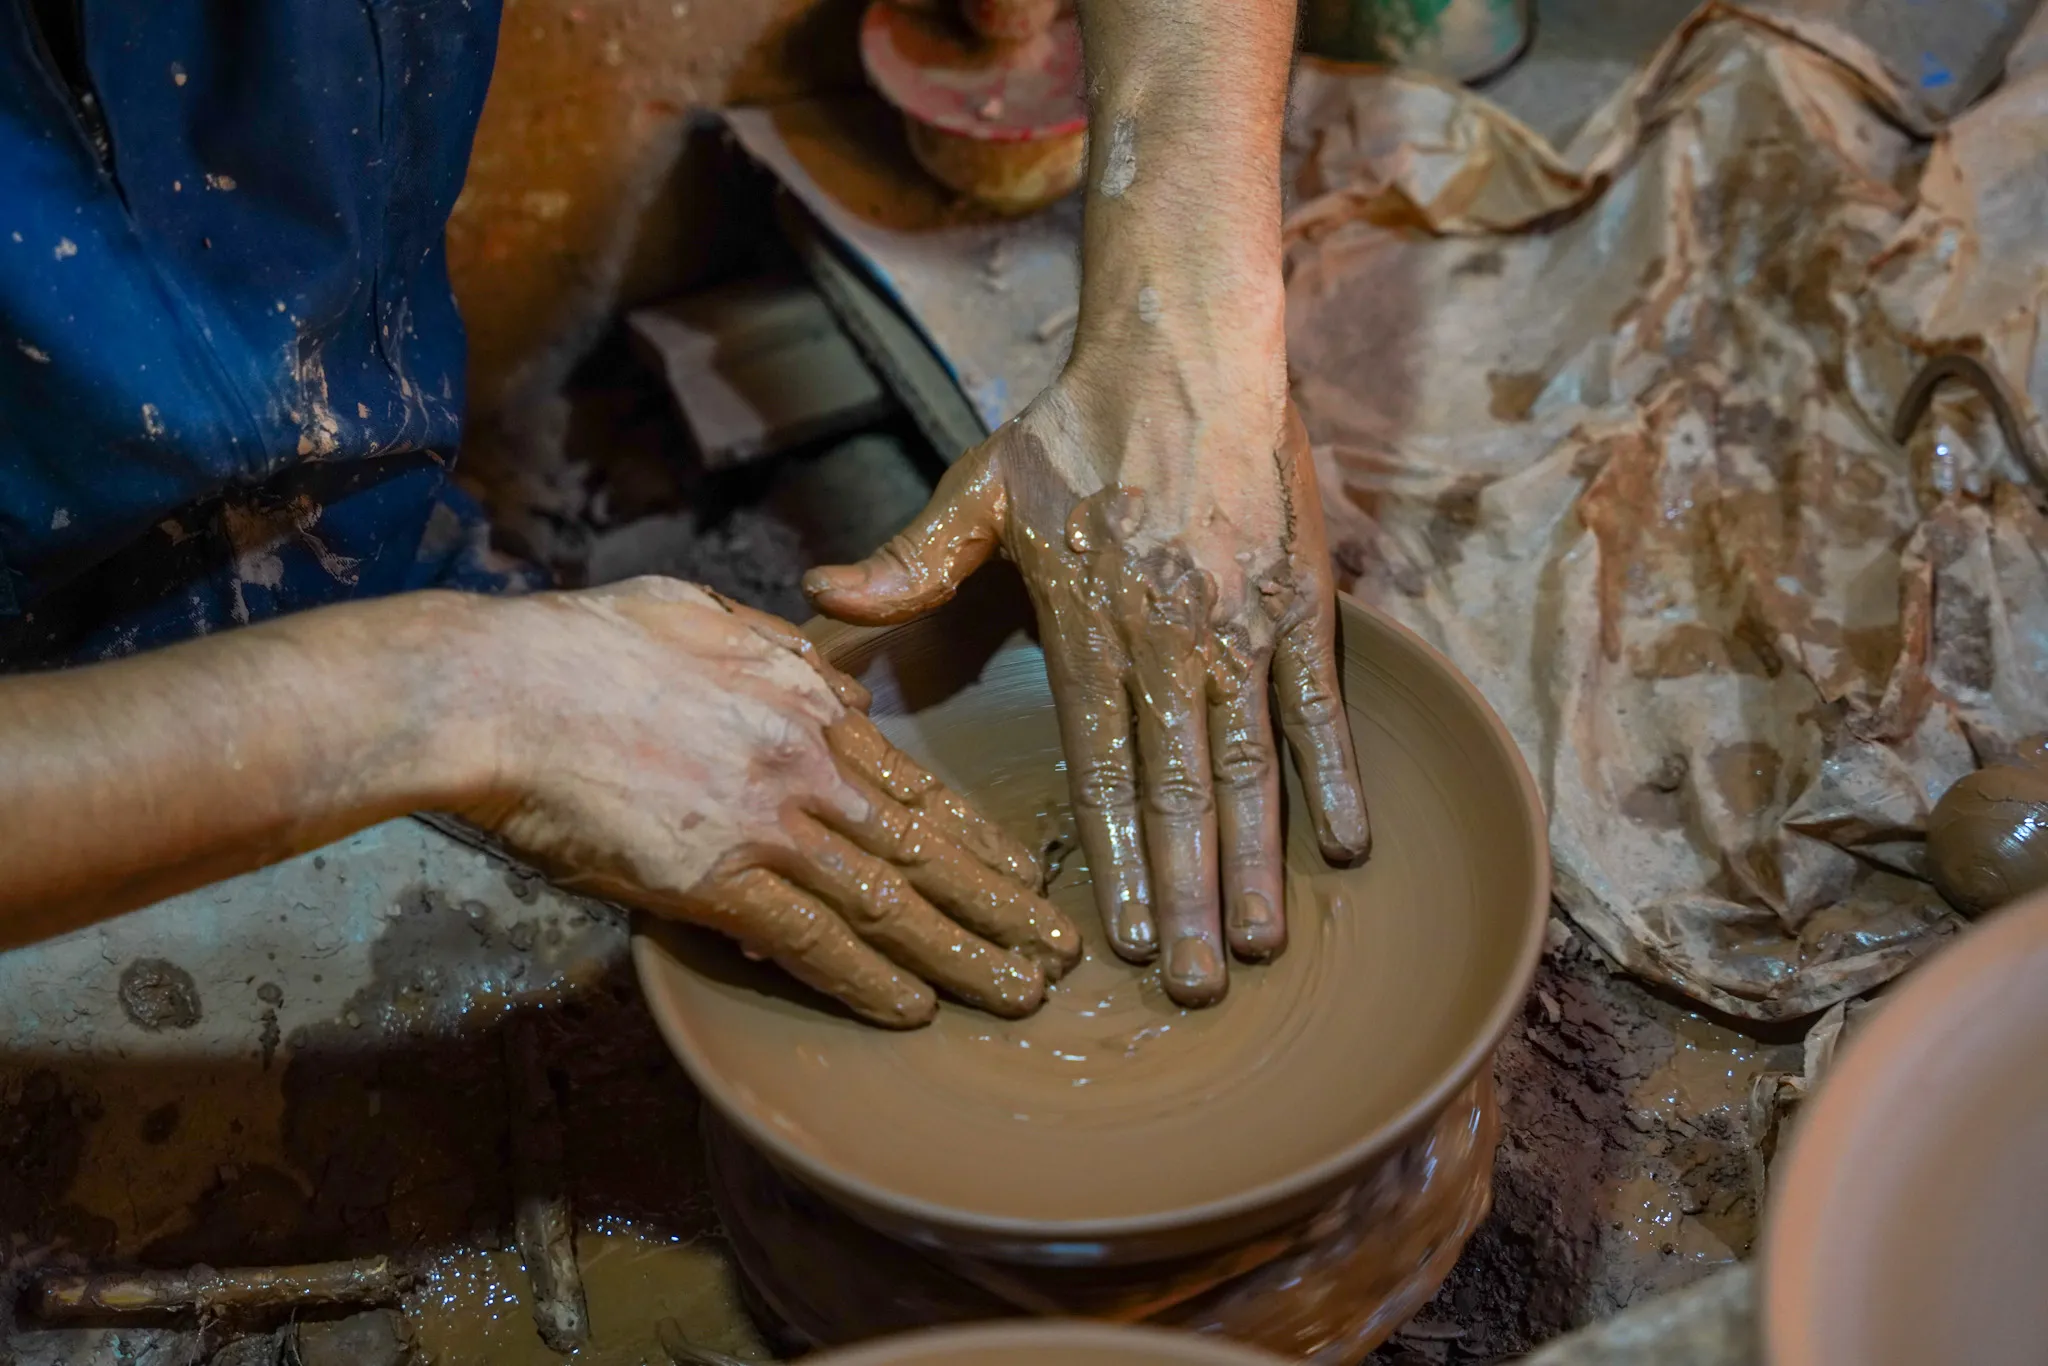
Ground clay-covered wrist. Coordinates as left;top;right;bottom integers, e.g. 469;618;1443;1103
367;589;526;816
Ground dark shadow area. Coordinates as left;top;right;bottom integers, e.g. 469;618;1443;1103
0;958;719;1290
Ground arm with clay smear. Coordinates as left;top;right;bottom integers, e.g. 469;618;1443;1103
807;0;1370;1007
0;582;1079;1027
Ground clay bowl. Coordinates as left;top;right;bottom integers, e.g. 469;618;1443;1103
806;1321;1286;1366
861;1;1088;216
1764;889;2048;1366
634;569;1547;1266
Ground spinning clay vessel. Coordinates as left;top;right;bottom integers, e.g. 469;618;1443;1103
635;570;1547;1339
805;1321;1289;1365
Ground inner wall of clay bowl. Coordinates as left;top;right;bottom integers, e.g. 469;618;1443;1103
635;579;1545;1258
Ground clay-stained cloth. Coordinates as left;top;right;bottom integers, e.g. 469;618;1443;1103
1285;1;2048;1019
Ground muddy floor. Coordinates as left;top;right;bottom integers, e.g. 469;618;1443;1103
0;888;1791;1365
1365;922;1796;1364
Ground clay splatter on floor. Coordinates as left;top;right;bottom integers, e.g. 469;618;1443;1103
1370;919;1796;1364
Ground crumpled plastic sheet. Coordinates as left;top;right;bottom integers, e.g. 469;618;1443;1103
1283;1;2048;1019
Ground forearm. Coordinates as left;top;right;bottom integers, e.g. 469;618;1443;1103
0;592;504;949
1071;0;1295;372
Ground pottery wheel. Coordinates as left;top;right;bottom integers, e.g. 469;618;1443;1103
634;589;1546;1261
706;1076;1497;1356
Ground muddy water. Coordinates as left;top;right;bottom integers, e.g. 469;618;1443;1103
408;1228;768;1365
1639;1015;1767;1115
1605;1172;1742;1268
1602;1014;1771;1272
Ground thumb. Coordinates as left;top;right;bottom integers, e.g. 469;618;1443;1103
803;443;1007;625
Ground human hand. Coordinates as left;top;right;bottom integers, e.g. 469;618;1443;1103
802;354;1370;1006
460;578;1080;1027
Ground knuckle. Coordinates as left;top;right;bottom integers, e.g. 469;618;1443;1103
1071;760;1138;812
846;880;915;935
1288;687;1345;731
760;718;838;775
878;536;933;588
1212;738;1275;789
777;902;831;956
866;804;927;862
891;810;936;863
1145;764;1214;817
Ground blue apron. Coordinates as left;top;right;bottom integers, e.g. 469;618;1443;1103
0;0;536;669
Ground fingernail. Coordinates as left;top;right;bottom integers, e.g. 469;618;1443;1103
1230;892;1285;960
984;954;1048;1018
1164;937;1227;1006
1029;917;1084;977
871;981;937;1029
1110;902;1157;962
1017;930;1077;980
1319;797;1373;865
802;564;865;600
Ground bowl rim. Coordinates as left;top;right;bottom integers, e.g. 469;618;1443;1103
805;1320;1287;1365
631;591;1550;1246
1760;892;2048;1366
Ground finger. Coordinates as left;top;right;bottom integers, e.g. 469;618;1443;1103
689;866;936;1028
706;590;873;712
1042;626;1155;964
802;445;1006;625
819;769;1082;978
780;817;1048;1019
826;709;1042;889
1273;604;1372;864
1209;662;1286;961
1132;643;1226;1008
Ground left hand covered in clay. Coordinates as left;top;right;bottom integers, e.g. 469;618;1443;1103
804;346;1370;1006
461;578;1079;1027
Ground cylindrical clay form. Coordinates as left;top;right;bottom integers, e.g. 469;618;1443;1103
1928;740;2048;918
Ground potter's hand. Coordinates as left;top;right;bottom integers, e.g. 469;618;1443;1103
462;578;1080;1028
808;0;1365;1005
804;370;1370;1006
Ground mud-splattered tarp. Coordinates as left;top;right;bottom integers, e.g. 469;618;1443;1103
1286;1;2048;1020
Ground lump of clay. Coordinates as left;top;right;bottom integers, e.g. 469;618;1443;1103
1928;745;2048;918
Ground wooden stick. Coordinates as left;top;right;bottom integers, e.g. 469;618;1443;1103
508;1015;589;1353
29;1256;407;1323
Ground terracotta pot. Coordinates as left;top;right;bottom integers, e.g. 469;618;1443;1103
860;1;1088;216
634;564;1547;1281
806;1320;1288;1365
1763;890;2048;1366
902;119;1086;217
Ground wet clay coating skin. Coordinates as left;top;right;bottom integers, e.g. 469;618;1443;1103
1927;750;2048;918
803;0;1370;1007
461;579;1079;1027
807;405;1368;1008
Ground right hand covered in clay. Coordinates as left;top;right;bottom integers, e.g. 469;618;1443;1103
803;381;1370;1007
800;0;1369;1007
458;578;1081;1027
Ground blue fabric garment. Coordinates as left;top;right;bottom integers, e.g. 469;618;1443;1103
0;0;536;669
